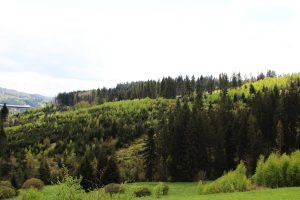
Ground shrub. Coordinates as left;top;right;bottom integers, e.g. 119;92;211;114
286;150;300;186
253;151;300;188
200;162;251;194
0;185;17;199
134;187;151;197
154;182;169;198
22;178;44;190
253;155;265;186
0;181;12;188
196;181;205;194
104;183;124;196
57;174;85;200
84;188;133;200
262;153;282;188
20;188;45;200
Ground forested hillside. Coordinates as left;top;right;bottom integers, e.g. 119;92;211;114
0;72;299;192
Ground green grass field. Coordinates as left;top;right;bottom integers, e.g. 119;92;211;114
14;183;300;200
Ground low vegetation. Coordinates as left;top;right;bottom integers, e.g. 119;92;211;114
154;182;169;198
0;185;16;199
197;162;251;194
253;150;300;188
22;178;44;190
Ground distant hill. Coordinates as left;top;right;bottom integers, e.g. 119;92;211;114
0;87;52;107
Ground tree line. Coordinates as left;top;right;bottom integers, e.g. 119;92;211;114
56;71;277;106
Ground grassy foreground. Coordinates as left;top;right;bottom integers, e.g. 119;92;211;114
14;182;300;200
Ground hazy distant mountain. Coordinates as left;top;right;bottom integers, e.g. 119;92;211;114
0;87;52;107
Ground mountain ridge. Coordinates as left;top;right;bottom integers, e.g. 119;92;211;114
0;86;52;107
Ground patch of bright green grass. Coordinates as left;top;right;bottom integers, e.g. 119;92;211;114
14;183;300;200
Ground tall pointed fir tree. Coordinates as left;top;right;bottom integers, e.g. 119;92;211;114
276;120;284;153
0;104;9;158
187;91;209;179
169;98;191;181
143;127;156;181
101;156;120;185
78;156;94;191
39;159;51;185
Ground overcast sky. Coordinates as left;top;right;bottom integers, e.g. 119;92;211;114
0;0;299;97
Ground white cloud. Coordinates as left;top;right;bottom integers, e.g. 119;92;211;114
0;71;104;97
0;0;299;96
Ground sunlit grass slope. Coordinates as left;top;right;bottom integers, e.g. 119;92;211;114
13;183;300;200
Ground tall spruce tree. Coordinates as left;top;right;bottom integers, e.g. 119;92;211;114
276;120;284;153
101;156;120;185
78;156;94;191
39;159;51;185
143;128;156;181
0;104;8;158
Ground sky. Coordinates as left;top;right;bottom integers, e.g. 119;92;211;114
0;0;299;97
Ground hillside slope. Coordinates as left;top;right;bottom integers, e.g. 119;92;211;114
0;87;51;107
2;74;300;187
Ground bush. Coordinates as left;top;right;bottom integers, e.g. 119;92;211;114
84;188;133;200
154;182;169;198
253;151;300;188
0;181;13;188
104;183;124;196
200;162;251;194
134;187;151;197
0;185;17;199
196;181;205;194
286;150;300;186
20;188;45;200
22;178;44;190
57;174;85;200
253;155;265;186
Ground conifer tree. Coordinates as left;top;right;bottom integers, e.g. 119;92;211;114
143;127;155;181
11;174;19;189
78;156;94;191
0;104;8;158
276;120;284;153
101;156;120;185
39;159;51;185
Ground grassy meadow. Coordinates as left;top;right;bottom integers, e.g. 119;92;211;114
13;183;300;200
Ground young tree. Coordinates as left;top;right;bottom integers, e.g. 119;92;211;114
39;159;51;185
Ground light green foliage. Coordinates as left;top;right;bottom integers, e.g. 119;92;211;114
252;155;265;186
261;153;282;188
286;151;300;186
199;162;251;194
154;182;169;198
13;183;300;200
205;74;300;104
20;188;46;200
196;181;205;194
253;150;300;188
56;169;85;200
